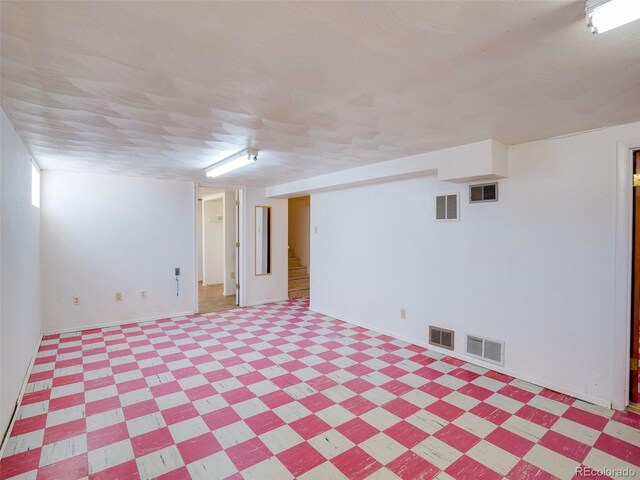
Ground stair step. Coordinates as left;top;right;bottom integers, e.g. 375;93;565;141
289;266;307;278
288;287;309;299
287;248;308;298
288;276;309;289
288;257;301;267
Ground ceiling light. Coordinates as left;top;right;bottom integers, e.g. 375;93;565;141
586;0;640;33
205;148;258;178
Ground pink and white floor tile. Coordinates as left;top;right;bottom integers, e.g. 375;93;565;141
1;298;638;479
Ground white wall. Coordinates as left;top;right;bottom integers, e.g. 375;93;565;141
267;139;506;197
288;196;310;269
223;191;237;296
244;188;288;306
197;200;203;282
1;109;42;436
203;198;224;285
41;171;196;332
311;121;640;408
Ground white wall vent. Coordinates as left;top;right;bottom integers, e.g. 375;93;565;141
429;326;454;350
465;334;504;365
435;193;459;221
469;182;498;203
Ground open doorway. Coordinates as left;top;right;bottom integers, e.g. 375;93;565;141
288;196;310;299
197;187;239;313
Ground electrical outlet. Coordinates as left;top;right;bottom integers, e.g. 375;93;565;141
314;226;318;234
141;291;147;299
73;297;80;306
115;292;122;302
400;308;406;319
175;267;181;276
230;272;235;279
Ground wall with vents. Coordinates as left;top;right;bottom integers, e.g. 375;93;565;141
41;171;196;332
0;109;42;437
310;121;640;408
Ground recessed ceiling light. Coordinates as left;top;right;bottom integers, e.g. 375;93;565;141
586;0;640;34
205;148;258;178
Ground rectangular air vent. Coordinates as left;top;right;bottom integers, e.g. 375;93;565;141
429;326;454;350
469;182;498;203
435;193;459;221
465;334;504;365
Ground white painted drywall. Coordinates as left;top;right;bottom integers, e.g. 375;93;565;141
197;200;203;282
310;121;640;408
223;191;237;296
438;139;508;183
41;171;196;332
288;196;310;270
266;139;506;198
244;188;288;306
203;198;224;285
1;109;42;436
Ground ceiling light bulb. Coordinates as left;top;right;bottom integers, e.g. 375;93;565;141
587;0;640;33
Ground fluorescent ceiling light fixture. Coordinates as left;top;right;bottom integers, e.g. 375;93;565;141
586;0;640;33
206;148;258;178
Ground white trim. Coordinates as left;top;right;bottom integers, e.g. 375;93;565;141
245;296;290;307
44;311;195;335
238;187;247;307
0;333;43;456
193;184;199;314
310;306;611;409
612;140;640;411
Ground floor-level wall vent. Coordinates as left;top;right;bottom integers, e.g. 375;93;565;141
465;334;504;365
429;326;454;350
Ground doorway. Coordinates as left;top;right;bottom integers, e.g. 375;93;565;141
197;188;240;313
288;196;310;299
631;150;640;405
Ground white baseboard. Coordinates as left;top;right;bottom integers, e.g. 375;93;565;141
246;297;290;307
310;305;611;410
44;311;195;335
0;332;43;457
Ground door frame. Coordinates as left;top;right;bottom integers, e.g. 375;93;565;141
632;151;640;404
613;140;640;411
194;185;247;314
237;187;247;307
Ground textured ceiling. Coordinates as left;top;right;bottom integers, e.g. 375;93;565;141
1;1;640;187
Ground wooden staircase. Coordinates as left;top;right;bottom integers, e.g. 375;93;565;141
288;247;309;299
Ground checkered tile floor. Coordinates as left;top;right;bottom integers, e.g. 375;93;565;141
1;299;639;480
